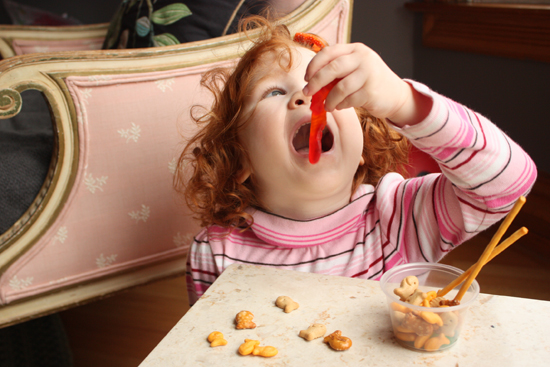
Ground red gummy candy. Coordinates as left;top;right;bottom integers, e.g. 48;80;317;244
293;32;327;53
292;32;336;164
309;79;338;164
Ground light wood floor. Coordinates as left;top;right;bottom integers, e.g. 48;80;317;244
59;172;550;367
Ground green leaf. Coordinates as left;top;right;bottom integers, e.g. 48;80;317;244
153;33;180;47
151;3;192;25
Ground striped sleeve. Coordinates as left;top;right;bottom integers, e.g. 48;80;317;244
379;80;537;263
185;228;220;305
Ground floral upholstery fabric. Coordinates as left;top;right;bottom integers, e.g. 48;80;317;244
103;0;265;49
0;66;212;304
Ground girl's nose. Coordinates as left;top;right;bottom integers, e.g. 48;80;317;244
288;89;311;109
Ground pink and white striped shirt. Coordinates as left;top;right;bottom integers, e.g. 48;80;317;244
185;81;537;305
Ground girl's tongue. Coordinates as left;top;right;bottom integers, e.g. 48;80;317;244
292;123;333;154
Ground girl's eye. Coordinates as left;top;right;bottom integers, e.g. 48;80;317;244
264;88;285;98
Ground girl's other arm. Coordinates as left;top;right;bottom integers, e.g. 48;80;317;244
185;229;220;306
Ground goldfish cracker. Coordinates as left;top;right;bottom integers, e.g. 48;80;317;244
396;325;415;333
390;302;410;313
426;291;437;299
422;291;438;307
395;331;416;342
424;333;450;351
238;339;260;356
235;310;256;329
252;345;278;357
414;334;431;349
207;331;227;347
419;311;443;326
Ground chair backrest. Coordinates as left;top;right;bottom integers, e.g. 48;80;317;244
0;23;108;59
0;0;352;327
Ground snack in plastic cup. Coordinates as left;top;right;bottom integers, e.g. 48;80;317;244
380;262;479;352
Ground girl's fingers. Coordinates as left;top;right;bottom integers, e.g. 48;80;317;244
304;44;358;95
324;74;366;111
303;42;402;116
305;57;364;104
304;43;354;80
333;88;367;111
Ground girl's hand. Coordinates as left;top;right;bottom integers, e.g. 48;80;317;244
303;43;431;127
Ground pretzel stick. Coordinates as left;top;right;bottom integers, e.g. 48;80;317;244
453;196;526;302
437;226;528;297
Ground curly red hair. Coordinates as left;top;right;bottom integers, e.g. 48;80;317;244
174;16;410;229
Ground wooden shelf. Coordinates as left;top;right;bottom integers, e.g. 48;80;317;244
405;2;550;63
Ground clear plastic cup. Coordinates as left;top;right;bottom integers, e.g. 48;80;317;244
380;262;479;352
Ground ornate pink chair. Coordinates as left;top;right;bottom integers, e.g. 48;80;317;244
0;0;353;327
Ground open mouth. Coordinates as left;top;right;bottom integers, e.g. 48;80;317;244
292;123;334;154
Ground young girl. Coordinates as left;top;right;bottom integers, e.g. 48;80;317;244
175;17;537;305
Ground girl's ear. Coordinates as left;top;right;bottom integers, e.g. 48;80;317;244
359;156;365;166
237;168;251;184
236;150;252;184
237;164;252;184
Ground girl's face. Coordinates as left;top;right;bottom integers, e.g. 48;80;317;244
238;46;364;220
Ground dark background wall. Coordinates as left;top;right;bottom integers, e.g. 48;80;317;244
412;37;550;175
13;0;549;173
351;1;550;174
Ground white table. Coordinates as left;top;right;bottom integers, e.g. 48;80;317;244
140;263;550;366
